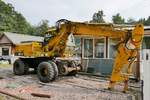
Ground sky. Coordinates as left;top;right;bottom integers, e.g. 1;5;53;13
3;0;150;26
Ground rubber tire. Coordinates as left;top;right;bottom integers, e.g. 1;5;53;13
37;62;55;83
33;68;37;74
13;59;29;75
49;61;58;80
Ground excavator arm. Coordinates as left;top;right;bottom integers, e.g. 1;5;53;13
45;19;126;57
45;19;144;92
108;24;144;92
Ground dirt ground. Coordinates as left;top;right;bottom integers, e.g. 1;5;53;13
0;64;141;100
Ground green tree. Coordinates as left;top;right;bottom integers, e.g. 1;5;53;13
0;0;34;35
127;18;136;24
144;16;150;25
34;20;49;36
27;25;36;35
137;18;146;24
0;1;15;31
91;10;105;23
14;13;30;34
112;13;125;24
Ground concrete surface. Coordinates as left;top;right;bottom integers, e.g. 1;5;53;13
0;64;141;100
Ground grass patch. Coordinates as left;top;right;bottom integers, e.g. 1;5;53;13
0;95;4;100
0;64;12;68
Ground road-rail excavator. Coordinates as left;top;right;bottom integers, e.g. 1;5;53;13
13;19;144;92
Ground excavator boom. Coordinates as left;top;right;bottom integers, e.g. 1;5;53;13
45;19;127;58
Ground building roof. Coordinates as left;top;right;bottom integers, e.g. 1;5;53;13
114;25;150;30
144;26;150;30
1;32;44;44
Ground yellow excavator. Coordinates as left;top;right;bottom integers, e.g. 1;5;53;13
13;19;144;92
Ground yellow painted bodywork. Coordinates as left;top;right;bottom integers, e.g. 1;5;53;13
15;42;43;57
108;24;144;92
14;19;144;91
44;22;127;58
46;21;144;92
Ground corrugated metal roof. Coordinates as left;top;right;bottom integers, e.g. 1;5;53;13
2;32;44;44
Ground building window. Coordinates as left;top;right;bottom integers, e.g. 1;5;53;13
109;38;120;58
84;39;93;58
142;36;150;49
75;37;81;57
95;38;105;58
83;38;105;58
141;36;150;60
2;48;9;56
